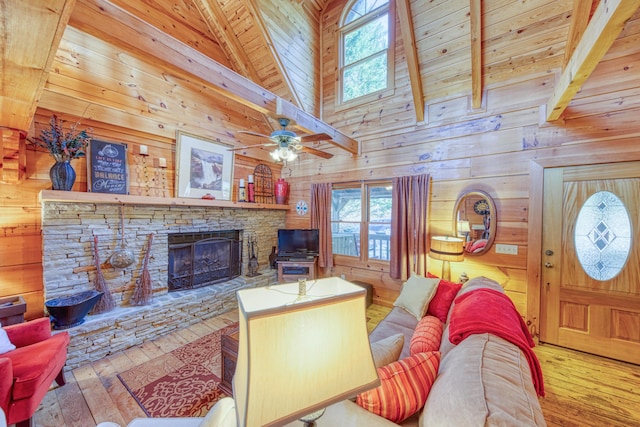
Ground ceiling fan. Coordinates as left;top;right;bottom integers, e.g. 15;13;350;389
230;118;334;161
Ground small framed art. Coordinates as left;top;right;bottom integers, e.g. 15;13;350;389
175;132;234;200
87;139;129;194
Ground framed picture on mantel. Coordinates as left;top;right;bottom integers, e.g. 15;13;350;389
87;140;129;194
175;131;234;200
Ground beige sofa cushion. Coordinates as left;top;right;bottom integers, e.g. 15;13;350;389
393;275;440;320
369;307;419;359
422;333;546;426
371;333;405;368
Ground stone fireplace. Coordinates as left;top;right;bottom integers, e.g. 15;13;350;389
168;230;242;291
40;193;285;369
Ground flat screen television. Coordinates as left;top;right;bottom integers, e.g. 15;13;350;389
277;228;319;258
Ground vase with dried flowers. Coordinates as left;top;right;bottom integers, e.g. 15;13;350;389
31;115;91;191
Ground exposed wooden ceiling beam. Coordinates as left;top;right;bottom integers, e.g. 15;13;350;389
276;98;358;154
69;0;358;154
191;0;263;84
296;0;325;13
71;0;276;112
0;128;26;183
245;0;303;109
193;0;303;113
396;0;424;122
191;0;275;135
0;0;76;131
469;0;482;110
545;0;640;121
563;0;595;68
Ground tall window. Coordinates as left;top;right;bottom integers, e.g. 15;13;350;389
331;182;392;262
339;0;394;104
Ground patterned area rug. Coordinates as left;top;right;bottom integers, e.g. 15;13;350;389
118;323;238;417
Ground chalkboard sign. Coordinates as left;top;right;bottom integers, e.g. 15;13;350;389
87;140;129;194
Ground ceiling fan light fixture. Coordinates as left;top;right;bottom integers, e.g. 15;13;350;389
285;149;297;161
237;117;329;161
270;146;297;162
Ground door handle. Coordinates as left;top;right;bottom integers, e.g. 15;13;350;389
544;262;553;268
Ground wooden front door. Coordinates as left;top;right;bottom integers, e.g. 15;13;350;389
540;162;640;364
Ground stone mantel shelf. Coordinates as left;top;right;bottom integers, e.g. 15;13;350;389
39;190;290;210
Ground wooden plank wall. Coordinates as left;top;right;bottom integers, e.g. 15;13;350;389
281;1;640;329
3;0;640;333
0;0;304;321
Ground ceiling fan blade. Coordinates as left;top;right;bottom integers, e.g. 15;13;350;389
228;143;277;151
299;145;333;159
237;130;273;139
299;133;332;143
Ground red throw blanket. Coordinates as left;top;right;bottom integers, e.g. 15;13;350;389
449;288;545;397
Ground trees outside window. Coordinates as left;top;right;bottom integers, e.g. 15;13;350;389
331;183;392;262
340;0;394;104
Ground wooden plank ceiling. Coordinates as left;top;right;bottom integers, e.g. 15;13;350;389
1;0;640;177
0;0;356;166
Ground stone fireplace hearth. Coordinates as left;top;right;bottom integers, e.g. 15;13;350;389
40;194;284;369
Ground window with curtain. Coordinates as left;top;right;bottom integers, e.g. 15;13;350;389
339;0;394;104
331;182;392;262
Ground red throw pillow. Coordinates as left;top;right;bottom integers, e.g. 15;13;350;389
356;351;441;423
410;315;443;355
427;273;463;323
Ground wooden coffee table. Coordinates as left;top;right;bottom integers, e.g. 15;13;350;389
219;327;239;396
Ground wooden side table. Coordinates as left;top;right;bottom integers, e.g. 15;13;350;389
0;296;26;326
219;327;239;396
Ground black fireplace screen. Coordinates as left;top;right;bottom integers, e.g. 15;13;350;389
168;230;242;291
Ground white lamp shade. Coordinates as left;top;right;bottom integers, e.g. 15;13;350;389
457;220;471;234
233;278;379;427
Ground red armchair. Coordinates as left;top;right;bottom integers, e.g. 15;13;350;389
0;318;70;427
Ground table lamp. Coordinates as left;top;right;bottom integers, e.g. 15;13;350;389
457;220;471;241
429;236;465;281
233;278;380;427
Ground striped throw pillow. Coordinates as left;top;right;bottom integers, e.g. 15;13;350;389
356;351;441;423
410;315;443;355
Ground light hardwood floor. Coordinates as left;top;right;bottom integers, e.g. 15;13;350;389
22;305;640;427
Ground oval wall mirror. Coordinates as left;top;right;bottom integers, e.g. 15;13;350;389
452;190;497;256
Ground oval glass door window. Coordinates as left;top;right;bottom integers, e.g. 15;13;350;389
574;191;632;281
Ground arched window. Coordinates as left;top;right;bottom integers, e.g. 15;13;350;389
339;0;394;104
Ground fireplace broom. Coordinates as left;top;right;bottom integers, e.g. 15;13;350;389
92;234;116;313
132;233;154;306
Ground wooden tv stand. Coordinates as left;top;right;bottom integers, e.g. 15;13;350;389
277;258;317;283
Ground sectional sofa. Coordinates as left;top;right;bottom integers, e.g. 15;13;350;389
315;275;546;426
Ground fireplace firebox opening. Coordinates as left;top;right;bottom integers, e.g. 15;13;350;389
168;230;242;292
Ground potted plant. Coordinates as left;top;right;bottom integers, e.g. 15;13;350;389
31;114;91;190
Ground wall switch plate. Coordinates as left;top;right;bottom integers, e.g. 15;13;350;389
495;244;518;255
